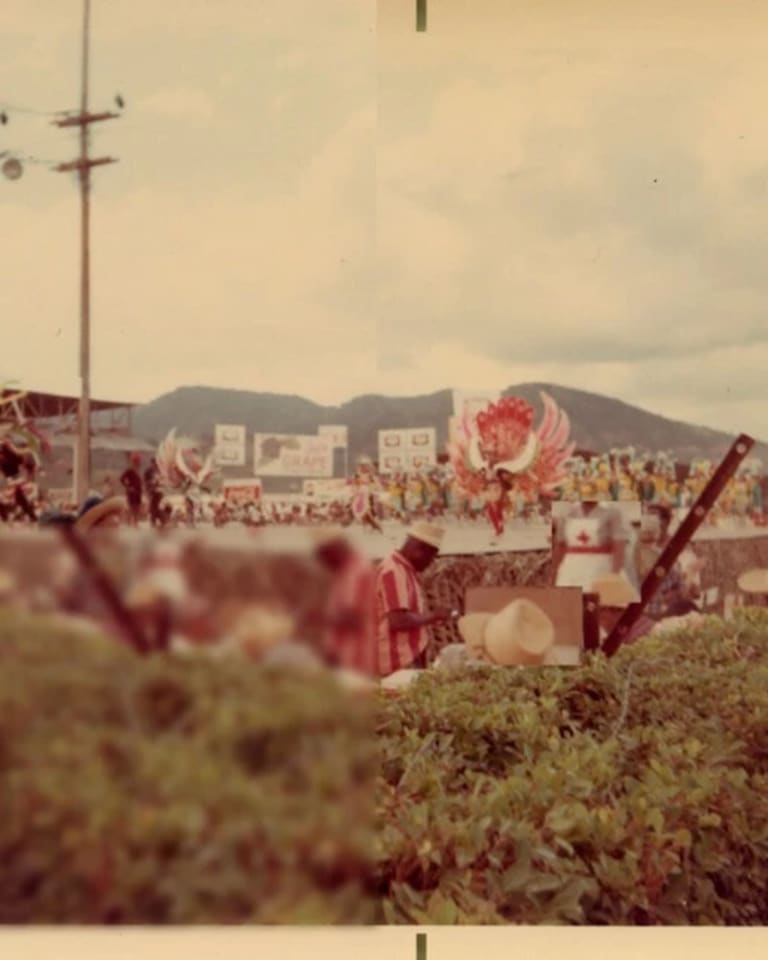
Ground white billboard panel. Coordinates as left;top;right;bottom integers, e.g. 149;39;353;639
214;424;246;467
317;424;348;448
253;433;333;477
378;427;437;474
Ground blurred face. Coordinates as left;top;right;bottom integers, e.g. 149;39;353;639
316;539;349;571
402;537;439;572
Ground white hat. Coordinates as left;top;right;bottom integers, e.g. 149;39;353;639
458;599;556;666
380;669;421;691
407;521;445;550
230;604;296;659
737;568;768;594
0;566;18;600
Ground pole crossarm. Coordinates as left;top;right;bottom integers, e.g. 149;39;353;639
54;157;118;173
52;110;120;127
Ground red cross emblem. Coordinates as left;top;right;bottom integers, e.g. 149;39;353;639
577;530;592;545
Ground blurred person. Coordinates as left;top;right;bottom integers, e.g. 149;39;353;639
144;457;164;528
551;497;627;589
375;521;458;676
312;527;377;676
635;505;699;619
120;452;143;527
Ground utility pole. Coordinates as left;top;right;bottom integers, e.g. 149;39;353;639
53;0;119;505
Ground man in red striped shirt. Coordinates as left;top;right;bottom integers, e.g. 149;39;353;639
313;528;378;676
375;521;457;677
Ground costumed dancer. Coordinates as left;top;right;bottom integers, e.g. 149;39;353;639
0;391;51;524
351;476;383;533
448;392;574;542
154;429;216;527
120;452;143;527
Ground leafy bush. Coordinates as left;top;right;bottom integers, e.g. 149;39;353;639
375;608;768;924
0;612;378;924
3;608;768;924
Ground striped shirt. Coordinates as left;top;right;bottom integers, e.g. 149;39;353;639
324;549;377;676
375;550;429;676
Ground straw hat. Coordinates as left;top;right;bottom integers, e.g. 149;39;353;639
737;568;768;594
0;566;18;601
407;521;445;550
458;598;556;666
591;573;640;609
230;604;295;659
74;496;126;532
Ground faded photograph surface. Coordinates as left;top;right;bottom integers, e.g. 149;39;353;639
0;0;767;927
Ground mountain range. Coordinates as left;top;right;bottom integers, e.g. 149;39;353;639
130;383;766;470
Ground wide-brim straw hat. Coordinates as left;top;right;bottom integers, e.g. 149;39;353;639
458;598;556;666
591;573;641;609
231;604;296;658
737;568;768;594
75;496;126;532
0;566;18;599
407;521;445;550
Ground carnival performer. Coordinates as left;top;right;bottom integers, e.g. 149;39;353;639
0;407;49;524
484;478;506;541
143;457;165;528
550;495;627;591
153;429;215;527
120;452;143;527
351;477;383;533
449;392;574;540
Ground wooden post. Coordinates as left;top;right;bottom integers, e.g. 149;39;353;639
582;591;600;652
416;0;427;31
58;523;151;654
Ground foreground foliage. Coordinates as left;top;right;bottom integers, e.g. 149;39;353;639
0;614;377;923
1;609;767;923
377;609;768;924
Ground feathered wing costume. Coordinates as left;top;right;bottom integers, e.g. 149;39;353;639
154;429;216;506
0;388;51;470
0;386;52;520
449;392;575;529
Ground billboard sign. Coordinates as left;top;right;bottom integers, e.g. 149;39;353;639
317;425;348;448
222;478;262;504
253;433;333;477
214;424;247;467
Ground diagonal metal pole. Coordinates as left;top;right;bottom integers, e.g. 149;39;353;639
602;433;754;657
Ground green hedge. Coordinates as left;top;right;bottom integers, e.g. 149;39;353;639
0;613;378;924
2;609;768;924
376;609;768;924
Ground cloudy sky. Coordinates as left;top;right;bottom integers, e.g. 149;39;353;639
1;0;767;439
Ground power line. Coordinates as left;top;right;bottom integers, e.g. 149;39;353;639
0;99;70;118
